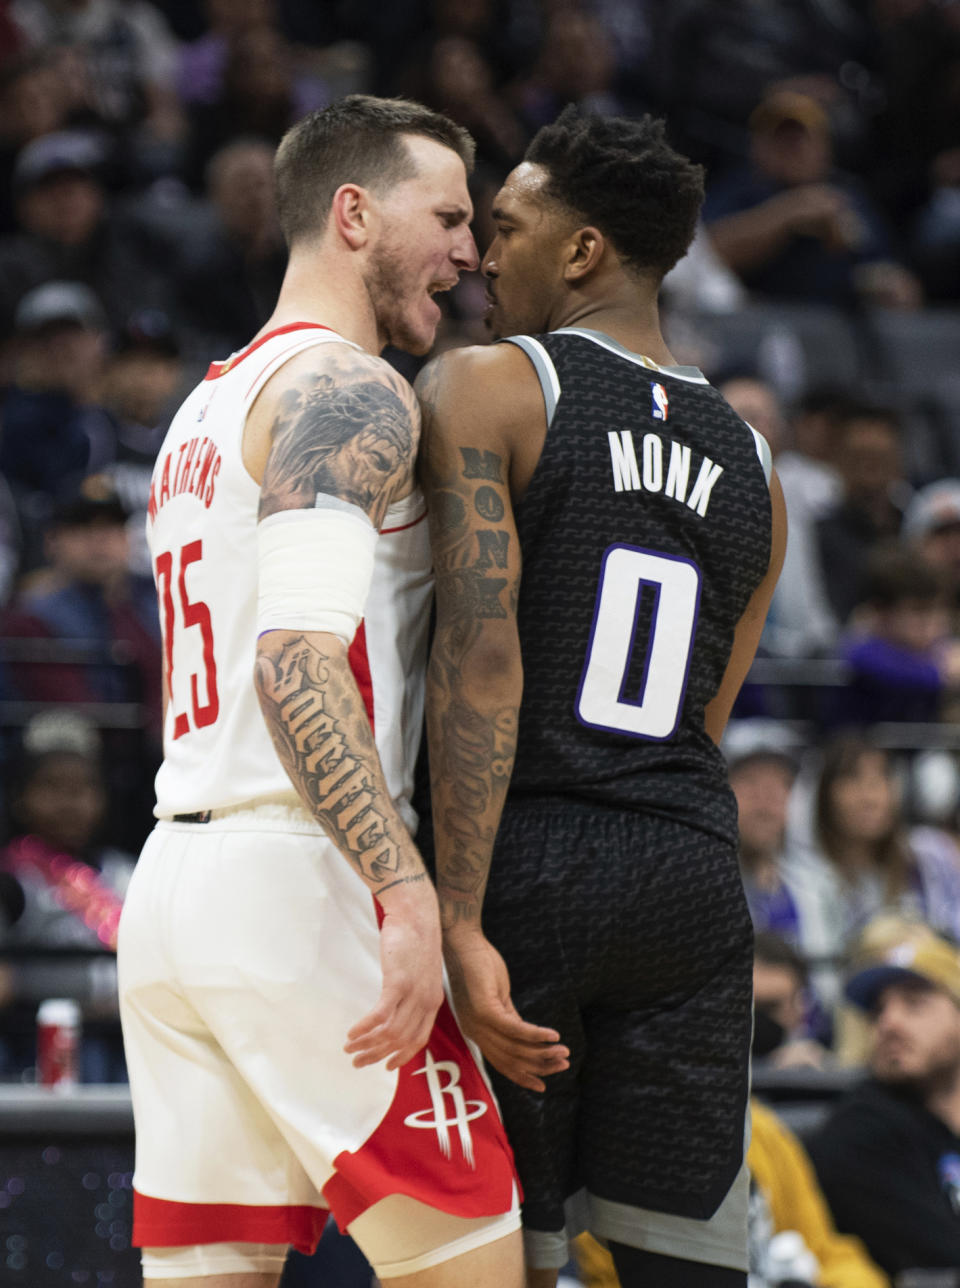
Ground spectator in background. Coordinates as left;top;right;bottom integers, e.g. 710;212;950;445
834;544;960;727
798;737;960;952
413;35;527;174
858;0;960;244
509;5;626;135
0;710;135;1082
0;483;162;851
0;281;114;568
763;388;845;657
183;23;328;190
650;0;864;173
8;0;185;171
726;721;843;1016
718;372;787;457
178;0;276;107
98;308;183;576
807;916;960;1278
0;129;158;344
0;51;73;236
171;137;286;359
814;401;908;630
903;478;960;627
0;485;160;732
753;931;831;1069
744;1098;890;1288
911;145;960;303
704;90;921;309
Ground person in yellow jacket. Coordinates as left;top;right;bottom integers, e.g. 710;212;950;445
575;1099;888;1288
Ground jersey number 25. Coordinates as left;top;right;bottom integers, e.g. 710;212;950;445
156;540;220;740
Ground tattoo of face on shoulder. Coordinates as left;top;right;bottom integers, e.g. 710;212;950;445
260;354;417;527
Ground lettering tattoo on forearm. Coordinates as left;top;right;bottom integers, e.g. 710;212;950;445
256;635;402;885
423;430;521;927
259;354;417;526
432;702;517;924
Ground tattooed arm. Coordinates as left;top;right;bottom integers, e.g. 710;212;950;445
250;343;441;1072
417;344;569;1090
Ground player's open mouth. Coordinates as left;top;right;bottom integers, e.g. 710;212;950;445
428;281;457;296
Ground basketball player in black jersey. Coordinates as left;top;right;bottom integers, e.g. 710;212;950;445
415;108;787;1288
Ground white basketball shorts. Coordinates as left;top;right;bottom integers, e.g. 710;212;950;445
117;807;519;1259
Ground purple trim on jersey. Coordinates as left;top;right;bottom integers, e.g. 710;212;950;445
574;542;703;744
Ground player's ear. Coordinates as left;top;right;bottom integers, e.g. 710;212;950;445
331;183;372;249
563;226;604;282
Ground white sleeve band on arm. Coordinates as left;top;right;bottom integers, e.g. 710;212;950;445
257;505;378;644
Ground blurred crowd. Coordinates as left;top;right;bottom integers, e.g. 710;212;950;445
2;0;960;1283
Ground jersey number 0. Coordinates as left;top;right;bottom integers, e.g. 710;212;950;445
576;544;701;741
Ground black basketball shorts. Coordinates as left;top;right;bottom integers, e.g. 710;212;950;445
482;799;753;1236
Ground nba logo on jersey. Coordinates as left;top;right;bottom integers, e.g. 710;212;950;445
651;382;669;421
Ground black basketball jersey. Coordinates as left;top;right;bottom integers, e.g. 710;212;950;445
504;328;773;846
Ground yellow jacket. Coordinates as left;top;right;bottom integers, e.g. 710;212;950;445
575;1099;888;1288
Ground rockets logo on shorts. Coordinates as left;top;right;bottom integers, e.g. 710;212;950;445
404;1050;488;1168
651;381;669;421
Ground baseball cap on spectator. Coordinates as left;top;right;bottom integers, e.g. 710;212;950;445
12;129;105;194
115;308;180;359
903;479;960;541
22;709;102;759
51;482;129;530
845;916;960;1010
749;91;830;137
722;718;802;777
14;281;107;333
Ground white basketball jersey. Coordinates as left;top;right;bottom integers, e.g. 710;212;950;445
148;323;432;830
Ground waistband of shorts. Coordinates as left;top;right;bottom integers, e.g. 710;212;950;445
157;794;327;834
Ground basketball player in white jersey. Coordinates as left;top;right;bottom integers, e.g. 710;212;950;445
117;96;529;1288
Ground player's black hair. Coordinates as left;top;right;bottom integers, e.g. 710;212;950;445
275;94;475;248
524;106;705;279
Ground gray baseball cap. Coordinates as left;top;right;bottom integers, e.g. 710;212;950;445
14;281;107;333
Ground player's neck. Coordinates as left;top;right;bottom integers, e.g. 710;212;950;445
555;297;676;367
258;250;381;353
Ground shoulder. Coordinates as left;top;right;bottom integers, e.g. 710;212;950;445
417;341;539;406
416;341;546;456
249;341;420;475
261;341;417;413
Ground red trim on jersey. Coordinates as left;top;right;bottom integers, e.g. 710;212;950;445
132;1192;329;1255
348;621;375;731
323;997;520;1231
204;323;334;381
381;508;428;535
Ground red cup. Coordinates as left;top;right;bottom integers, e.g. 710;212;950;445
36;998;81;1090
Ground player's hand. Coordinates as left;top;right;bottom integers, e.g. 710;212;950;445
344;880;444;1072
444;928;569;1091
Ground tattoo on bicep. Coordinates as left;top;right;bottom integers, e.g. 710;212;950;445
260;365;416;526
460;448;503;481
431;447;514;645
255;635;401;885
